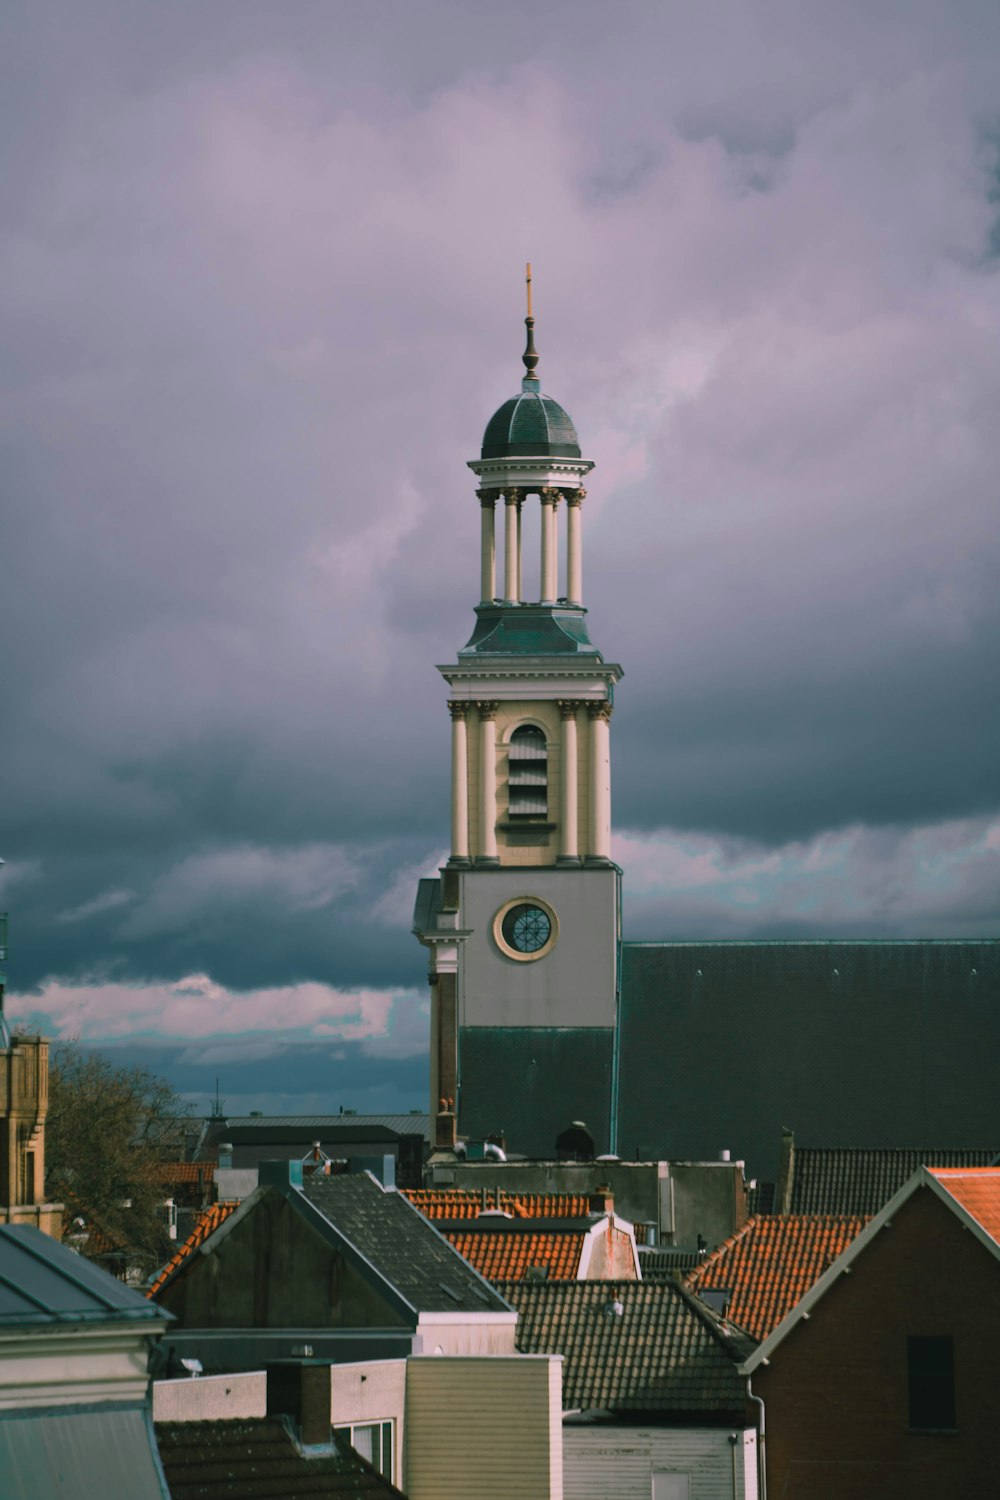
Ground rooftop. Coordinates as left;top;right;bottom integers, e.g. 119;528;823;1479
404;1189;594;1221
928;1167;1000;1247
502;1279;752;1413
444;1228;588;1282
785;1146;999;1215
0;1224;170;1327
148;1202;240;1299
156;1419;405;1499
685;1214;868;1340
301;1173;511;1315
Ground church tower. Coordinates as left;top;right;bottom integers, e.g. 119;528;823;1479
414;270;623;1157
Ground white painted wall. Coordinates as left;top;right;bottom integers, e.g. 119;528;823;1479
0;1325;161;1410
153;1370;266;1421
415;1311;518;1355
564;1425;758;1500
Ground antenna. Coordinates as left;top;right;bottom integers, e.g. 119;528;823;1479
522;262;539;382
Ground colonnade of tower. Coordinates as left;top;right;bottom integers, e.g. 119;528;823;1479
476;485;585;606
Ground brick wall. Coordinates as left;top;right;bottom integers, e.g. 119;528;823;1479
755;1185;1000;1498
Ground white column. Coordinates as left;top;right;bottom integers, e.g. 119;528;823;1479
587;701;612;862
449;702;470;863
541;488;559;604
558;700;580;863
477;701;499;863
567;488;585;605
504;492;521;603
515;494;523;602
478;492;496;603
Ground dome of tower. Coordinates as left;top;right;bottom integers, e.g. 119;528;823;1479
481;389;581;460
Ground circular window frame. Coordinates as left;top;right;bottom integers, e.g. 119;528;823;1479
492;896;559;962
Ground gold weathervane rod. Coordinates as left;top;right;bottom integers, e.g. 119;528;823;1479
522;261;539;381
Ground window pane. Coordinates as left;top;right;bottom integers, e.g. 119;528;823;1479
907;1336;956;1429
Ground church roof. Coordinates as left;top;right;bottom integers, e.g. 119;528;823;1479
481;386;581;459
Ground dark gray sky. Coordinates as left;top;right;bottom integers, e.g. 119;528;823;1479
3;0;999;1112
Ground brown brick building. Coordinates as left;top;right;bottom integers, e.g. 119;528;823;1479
743;1167;1000;1498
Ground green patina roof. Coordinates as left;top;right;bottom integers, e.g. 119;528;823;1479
481;383;581;460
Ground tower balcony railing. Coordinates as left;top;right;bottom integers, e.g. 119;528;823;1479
0;912;7;963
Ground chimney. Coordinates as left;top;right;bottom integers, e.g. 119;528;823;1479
588;1184;614;1217
266;1363;331;1446
435;1099;457;1151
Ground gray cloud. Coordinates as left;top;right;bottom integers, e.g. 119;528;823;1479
3;1;999;1059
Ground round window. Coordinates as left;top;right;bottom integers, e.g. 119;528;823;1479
493;897;558;962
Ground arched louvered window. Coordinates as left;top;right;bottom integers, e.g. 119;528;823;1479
508;725;547;818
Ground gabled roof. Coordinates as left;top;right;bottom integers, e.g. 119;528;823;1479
156;1419;405;1498
445;1228;587;1282
0;1225;170;1328
785;1145;999;1214
147;1202;240;1299
150;1172;510;1318
743;1166;1000;1374
404;1189;593;1221
928;1167;1000;1245
686;1215;867;1339
300;1173;511;1314
502;1279;752;1413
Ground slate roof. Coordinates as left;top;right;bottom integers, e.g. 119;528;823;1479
787;1146;999;1215
481;389;581;459
148;1202;240;1299
404;1189;593;1221
301;1173;511;1314
0;1224;169;1327
501;1279;752;1414
929;1167;1000;1246
156;1419;405;1498
685;1214;867;1340
445;1228;587;1282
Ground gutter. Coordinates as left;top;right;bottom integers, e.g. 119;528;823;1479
746;1375;766;1500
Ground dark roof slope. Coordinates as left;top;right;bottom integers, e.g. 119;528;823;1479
787;1146;1000;1215
0;1225;170;1327
303;1174;511;1315
618;940;1000;1175
501;1279;752;1413
156;1419;405;1498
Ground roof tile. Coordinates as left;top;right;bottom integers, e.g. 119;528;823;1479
156;1419;405;1498
445;1229;585;1282
686;1214;866;1339
788;1146;998;1215
501;1280;751;1412
929;1167;1000;1246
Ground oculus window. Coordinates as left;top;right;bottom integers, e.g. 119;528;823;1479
493;896;558;962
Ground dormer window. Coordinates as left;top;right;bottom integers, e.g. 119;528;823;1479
508;725;547;818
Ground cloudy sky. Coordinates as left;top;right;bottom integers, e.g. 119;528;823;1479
3;0;999;1114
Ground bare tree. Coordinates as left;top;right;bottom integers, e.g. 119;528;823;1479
46;1042;190;1278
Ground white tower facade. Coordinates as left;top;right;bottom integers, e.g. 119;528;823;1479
414;275;623;1156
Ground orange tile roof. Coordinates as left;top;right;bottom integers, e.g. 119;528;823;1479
404;1189;593;1221
149;1162;216;1184
444;1229;586;1282
929;1167;1000;1246
686;1214;867;1340
147;1201;240;1299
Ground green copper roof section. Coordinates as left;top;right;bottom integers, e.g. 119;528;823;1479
481;382;581;460
460;603;601;656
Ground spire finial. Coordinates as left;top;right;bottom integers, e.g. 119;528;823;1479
522;261;539;385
